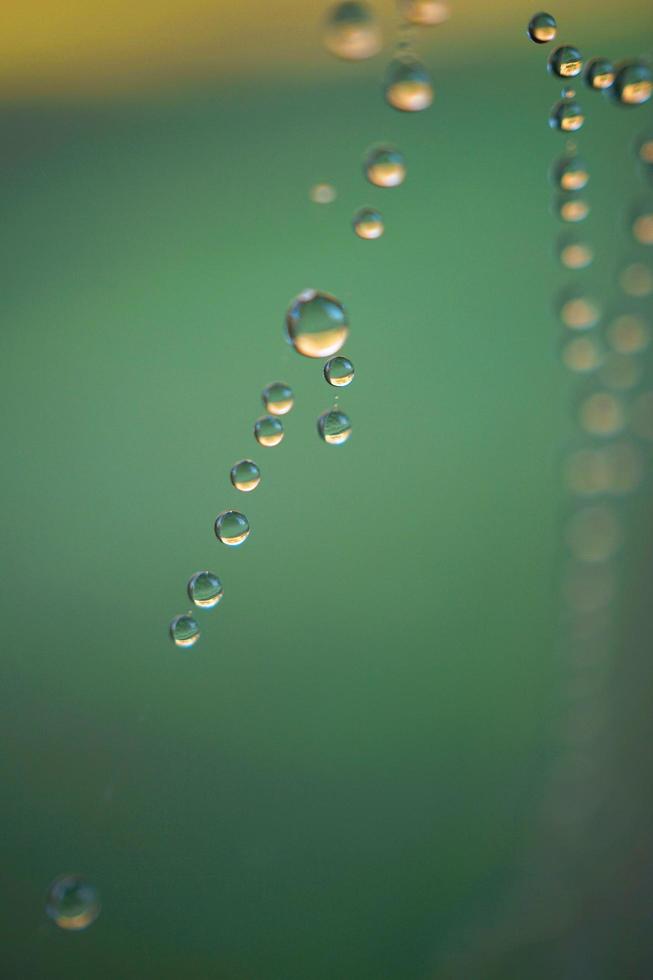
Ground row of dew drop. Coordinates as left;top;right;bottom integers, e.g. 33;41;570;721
169;292;356;649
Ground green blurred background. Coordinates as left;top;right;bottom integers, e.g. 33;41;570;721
2;2;653;977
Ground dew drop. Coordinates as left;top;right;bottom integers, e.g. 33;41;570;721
558;291;601;330
552;155;589;191
549;98;585;133
324;1;381;61
384;54;434;112
187;571;224;609
254;415;284;447
558;233;594;270
527;12;557;44
230;458;261;491
548;46;583;79
631;203;653;245
636;133;653;167
584;57;615;90
324;355;355;387
556;193;590;223
46;875;100;931
400;1;450;27
364;144;406;187
285;289;349;358
613;61;653;106
214;510;250;546
353;206;384;239
169;613;200;648
317;409;352;445
310;182;337;204
262;381;294;416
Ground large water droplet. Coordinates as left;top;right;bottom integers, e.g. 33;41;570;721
317;409;352;445
384;54;434;111
527;12;557;44
613;62;653;106
324;355;355;387
549;98;584;132
254;415;284;447
364;144;406;187
262;381;294;416
548;46;583;79
324;2;381;61
584;57;615;90
285;289;349;358
46;875;101;931
169;613;200;648
230;458;261;491
187;571;224;609
353;206;384;239
214;510;250;546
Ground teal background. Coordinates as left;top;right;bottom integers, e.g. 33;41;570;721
1;13;653;979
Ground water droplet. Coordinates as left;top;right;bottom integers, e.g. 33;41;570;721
187;571;224;609
324;2;381;61
631;391;653;441
324;355;355;387
353;206;384;239
548;46;583;79
552;155;589;191
527;12;557;44
285;289;349;358
254;415;284;447
556;193;590;223
566;505;621;563
599;352;643;391
317;409;352;445
563;561;616;614
262;381;294;416
565;448;612;496
607;314;650;354
558;233;594;270
384;54;434;111
310;182;337;204
579;392;625;437
46;875;100;931
584;57;615;90
169;613;200;648
561;336;603;373
613;61;653;106
400;0;450;26
549;98;585;132
214;510;250;546
561;86;576;99
230;459;261;491
631;203;653;245
619;261;653;297
636;133;653;167
558;291;601;330
603;441;643;495
364;144;406;187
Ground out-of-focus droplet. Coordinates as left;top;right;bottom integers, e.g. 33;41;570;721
317;409;352;445
619;262;653;296
604;441;643;494
254;415;284;447
353;206;384;239
527;12;557;44
324;355;355;386
549;46;583;78
556;194;590;223
214;510;250;546
384;54;434;111
285;289;349;358
565;448;612;496
559;291;601;330
631;204;653;245
558;234;594;270
187;571;224;609
46;875;100;931
549;98;585;132
584;57;615;90
563;562;616;614
579;391;625;437
636;134;653;175
324;2;381;61
262;381;294;416
631;391;653;440
613;61;653;106
169;614;200;648
607;313;650;354
566;505;622;563
310;183;337;204
599;353;643;391
400;0;450;26
561;336;603;373
553;155;589;191
230;459;261;492
364;144;406;187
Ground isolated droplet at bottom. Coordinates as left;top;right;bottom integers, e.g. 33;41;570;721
46;875;100;931
215;510;250;546
230;458;261;491
187;571;224;609
262;381;294;415
353;207;384;239
318;409;352;445
254;415;284;447
170;613;200;648
285;289;349;358
324;355;355;387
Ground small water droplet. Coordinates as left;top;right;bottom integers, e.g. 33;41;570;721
558;233;594;270
619;262;653;297
310;182;337;204
552;155;589;191
400;0;450;27
566;505;621;563
214;510;250;546
262;381;294;416
324;355;355;387
187;571;224;609
584;57;615;90
324;1;381;61
607;314;650;354
631;203;653;245
46;875;100;931
599;353;643;391
579;392;625;437
556;193;590;223
384;53;434;111
317;409;352;445
548;46;583;79
549;98;585;132
230;459;261;491
527;12;557;44
169;613;201;648
558;290;601;330
364;144;406;187
285;289;349;358
254;415;284;447
353;206;384;239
